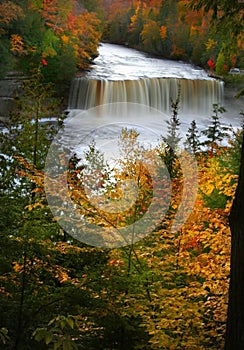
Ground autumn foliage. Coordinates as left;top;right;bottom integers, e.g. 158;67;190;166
1;112;241;348
0;1;243;349
0;0;101;85
103;0;243;71
0;0;243;82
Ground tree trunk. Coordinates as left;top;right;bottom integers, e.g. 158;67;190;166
225;133;244;350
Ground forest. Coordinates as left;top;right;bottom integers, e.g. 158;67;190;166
0;0;243;87
0;0;244;350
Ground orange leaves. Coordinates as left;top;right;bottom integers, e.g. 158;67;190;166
0;1;24;25
118;148;233;349
10;34;25;55
13;256;71;285
13;262;23;273
42;0;71;33
71;11;102;69
54;265;70;283
12;119;236;349
0;286;11;297
108;259;125;267
160;25;167;40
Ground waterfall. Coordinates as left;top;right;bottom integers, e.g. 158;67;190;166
68;77;224;115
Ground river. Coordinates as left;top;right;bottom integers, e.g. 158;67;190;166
85;43;213;80
68;43;243;129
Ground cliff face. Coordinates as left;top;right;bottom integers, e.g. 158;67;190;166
0;72;25;125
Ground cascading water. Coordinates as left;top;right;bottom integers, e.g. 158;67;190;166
68;77;223;115
68;43;224;117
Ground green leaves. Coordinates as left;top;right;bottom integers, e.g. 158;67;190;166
42;29;59;57
33;315;79;350
201;104;228;151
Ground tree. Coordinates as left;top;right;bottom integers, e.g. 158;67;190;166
0;70;65;349
71;11;102;69
141;20;162;54
0;1;25;77
226;132;244;350
104;0;133;44
128;1;144;45
201;104;227;152
190;0;244;54
189;1;244;348
185;120;201;154
160;91;182;178
0;0;103;88
215;51;227;75
190;0;244;33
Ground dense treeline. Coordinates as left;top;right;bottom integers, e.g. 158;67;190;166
102;0;243;73
0;0;102;94
0;0;243;91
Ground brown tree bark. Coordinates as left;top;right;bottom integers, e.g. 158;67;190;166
225;133;244;350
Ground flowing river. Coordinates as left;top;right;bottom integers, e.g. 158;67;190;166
68;43;242;129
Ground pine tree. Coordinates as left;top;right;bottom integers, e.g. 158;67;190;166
161;90;182;178
201;103;227;152
185;119;201;154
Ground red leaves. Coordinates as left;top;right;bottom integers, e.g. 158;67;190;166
207;58;215;70
183;235;201;251
41;58;48;66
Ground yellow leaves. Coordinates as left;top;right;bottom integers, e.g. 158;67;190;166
25;202;45;211
190;25;198;37
199;156;237;209
148;158;231;347
13;123;235;349
13;256;71;286
28;45;38;53
205;38;218;51
129;4;141;31
141;20;161;46
204;183;215;196
55;241;90;255
10;34;25;54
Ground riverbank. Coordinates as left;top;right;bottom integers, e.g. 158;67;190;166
222;75;244;124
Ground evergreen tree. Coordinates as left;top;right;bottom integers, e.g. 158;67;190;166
160;90;182;178
201;103;227;151
185;119;201;154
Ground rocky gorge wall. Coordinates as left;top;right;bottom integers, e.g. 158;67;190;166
0;72;26;125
